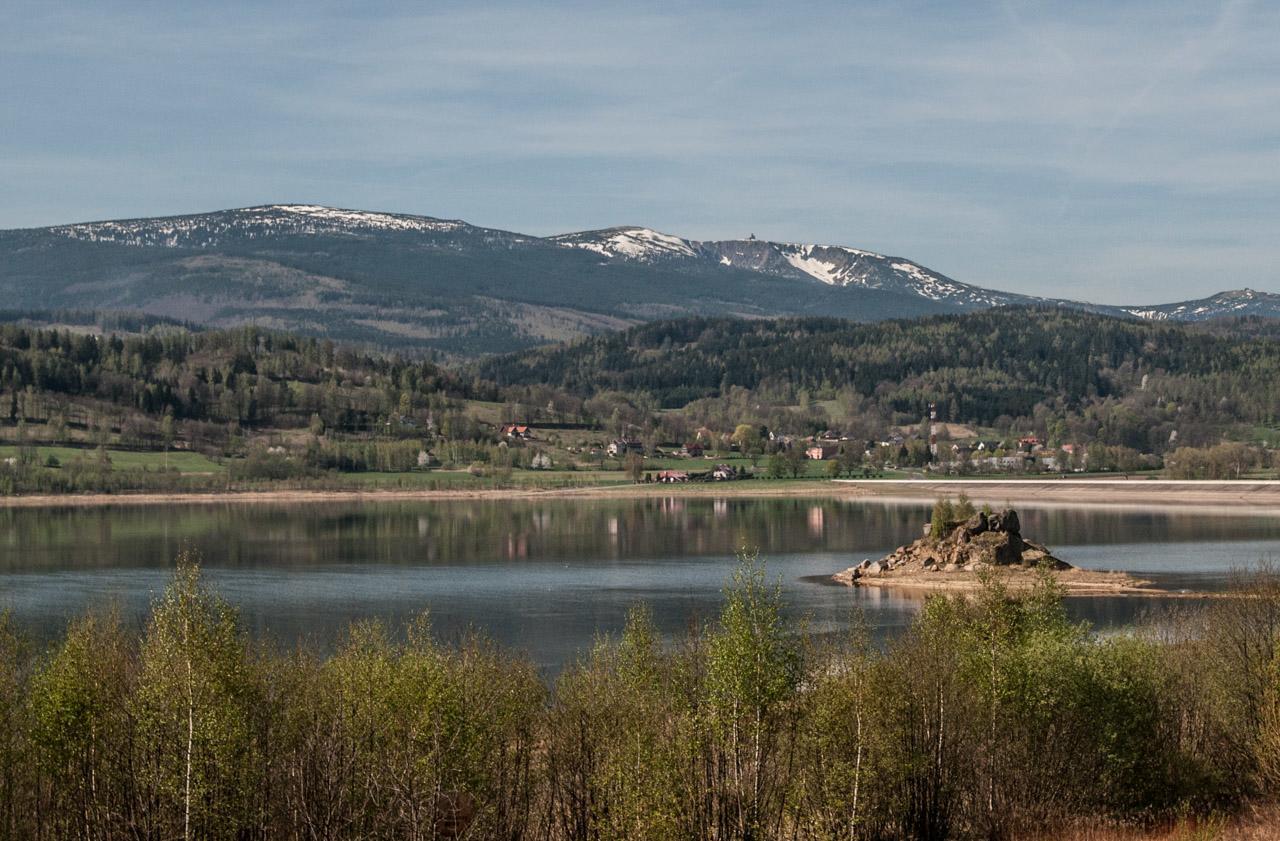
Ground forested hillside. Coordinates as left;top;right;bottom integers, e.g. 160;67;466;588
0;308;1277;494
481;309;1280;450
0;323;479;440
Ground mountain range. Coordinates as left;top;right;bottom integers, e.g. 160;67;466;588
1;204;1276;355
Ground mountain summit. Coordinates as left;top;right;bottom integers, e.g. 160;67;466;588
555;228;1034;309
2;205;1275;354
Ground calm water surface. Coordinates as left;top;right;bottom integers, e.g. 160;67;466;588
2;498;1278;670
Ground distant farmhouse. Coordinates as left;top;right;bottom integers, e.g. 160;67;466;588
806;444;839;460
501;424;534;441
607;438;644;457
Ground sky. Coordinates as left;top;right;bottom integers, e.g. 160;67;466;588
1;0;1277;304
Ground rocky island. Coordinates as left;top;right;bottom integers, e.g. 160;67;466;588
833;501;1162;595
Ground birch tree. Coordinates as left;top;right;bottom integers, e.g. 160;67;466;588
133;556;262;840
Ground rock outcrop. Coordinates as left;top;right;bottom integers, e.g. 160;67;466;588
834;508;1068;586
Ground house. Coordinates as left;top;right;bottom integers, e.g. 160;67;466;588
1018;435;1044;452
987;454;1034;470
711;464;738;481
680;442;704;458
879;432;906;448
607;438;644;457
806;444;839;460
975;440;1000;452
657;469;689;483
500;424;533;440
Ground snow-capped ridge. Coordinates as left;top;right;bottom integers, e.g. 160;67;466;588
17;205;1276;326
551;226;697;261
1119;288;1280;322
254;204;465;232
48;204;471;248
552;226;1023;310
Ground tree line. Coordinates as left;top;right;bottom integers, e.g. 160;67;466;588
2;310;1278;482
479;309;1280;451
0;323;485;433
2;554;1280;839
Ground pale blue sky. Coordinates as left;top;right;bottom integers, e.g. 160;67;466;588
2;0;1277;303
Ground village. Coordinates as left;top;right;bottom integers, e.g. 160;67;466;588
491;401;1103;484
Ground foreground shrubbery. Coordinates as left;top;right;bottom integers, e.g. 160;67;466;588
2;557;1280;840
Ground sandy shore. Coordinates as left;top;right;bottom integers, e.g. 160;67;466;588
2;478;1280;509
0;481;850;508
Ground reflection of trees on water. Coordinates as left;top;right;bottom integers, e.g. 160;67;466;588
1;499;1278;571
1014;507;1280;547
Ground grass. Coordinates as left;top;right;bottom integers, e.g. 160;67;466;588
1241;424;1280;447
461;399;509;425
0;445;225;473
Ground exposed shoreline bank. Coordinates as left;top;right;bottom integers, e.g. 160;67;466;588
2;478;1280;509
834;567;1183;597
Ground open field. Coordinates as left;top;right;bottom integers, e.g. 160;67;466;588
0;445;224;473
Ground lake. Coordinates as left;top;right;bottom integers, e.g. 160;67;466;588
2;497;1278;671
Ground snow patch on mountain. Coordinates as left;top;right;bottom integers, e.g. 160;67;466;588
553;227;697;261
731;240;1020;308
50;205;468;248
886;261;999;304
781;246;845;285
752;242;1025;308
1120;289;1279;322
257;205;464;233
552;226;1031;309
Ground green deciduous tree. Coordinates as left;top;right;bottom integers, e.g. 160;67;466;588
132;556;264;840
702;557;802;839
29;612;134;841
